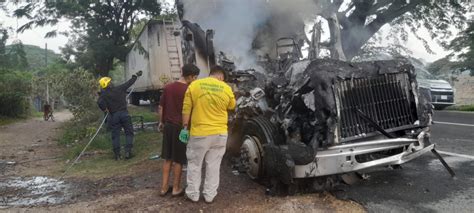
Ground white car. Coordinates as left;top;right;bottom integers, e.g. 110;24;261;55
416;69;455;110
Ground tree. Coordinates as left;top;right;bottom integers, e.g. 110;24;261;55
427;57;462;76
0;69;32;117
316;0;470;60
0;27;9;67
448;20;474;75
7;41;29;70
0;26;29;71
14;0;162;76
0;25;31;118
177;0;470;61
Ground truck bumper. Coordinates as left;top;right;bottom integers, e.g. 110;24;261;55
293;131;434;178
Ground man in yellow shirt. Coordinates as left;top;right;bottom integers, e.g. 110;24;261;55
182;66;236;203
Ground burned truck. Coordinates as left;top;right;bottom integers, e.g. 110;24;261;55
177;20;453;192
227;58;435;186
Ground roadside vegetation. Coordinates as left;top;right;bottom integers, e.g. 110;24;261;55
0;116;24;126
0;27;63;125
0;69;32;124
59;106;161;179
446;105;474;112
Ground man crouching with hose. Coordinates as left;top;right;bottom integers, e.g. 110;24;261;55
97;71;142;160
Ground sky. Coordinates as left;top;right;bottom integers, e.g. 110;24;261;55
0;2;70;53
0;0;459;63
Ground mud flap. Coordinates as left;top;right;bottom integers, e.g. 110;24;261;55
263;145;295;185
288;141;314;165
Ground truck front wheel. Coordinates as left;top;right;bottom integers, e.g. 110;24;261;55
239;117;283;180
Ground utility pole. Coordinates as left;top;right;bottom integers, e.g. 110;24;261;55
45;43;50;107
46;83;50;104
45;43;48;66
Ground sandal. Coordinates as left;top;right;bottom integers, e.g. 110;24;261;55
160;186;171;197
172;189;185;197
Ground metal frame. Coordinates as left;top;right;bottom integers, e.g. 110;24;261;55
293;130;433;178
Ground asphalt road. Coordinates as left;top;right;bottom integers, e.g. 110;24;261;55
335;110;474;213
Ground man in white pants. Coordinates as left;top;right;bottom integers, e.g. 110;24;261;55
182;66;236;203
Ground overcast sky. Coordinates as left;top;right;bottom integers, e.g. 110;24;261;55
0;0;456;62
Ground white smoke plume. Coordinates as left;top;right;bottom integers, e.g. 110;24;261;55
181;0;319;69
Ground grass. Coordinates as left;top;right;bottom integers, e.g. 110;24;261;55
0;108;49;126
62;131;162;179
0;116;25;126
445;104;474;112
31;110;44;118
129;105;158;122
59;105;163;178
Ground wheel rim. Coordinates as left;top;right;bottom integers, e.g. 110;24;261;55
240;135;262;179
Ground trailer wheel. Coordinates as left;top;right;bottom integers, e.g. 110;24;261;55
130;93;140;106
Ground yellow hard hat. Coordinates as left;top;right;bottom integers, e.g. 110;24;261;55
99;77;112;89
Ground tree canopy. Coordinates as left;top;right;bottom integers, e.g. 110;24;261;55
13;0;472;72
177;0;470;62
0;27;32;117
14;0;162;76
448;20;474;73
311;0;470;60
0;27;29;71
427;57;461;76
427;17;474;77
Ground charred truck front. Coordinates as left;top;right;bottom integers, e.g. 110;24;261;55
177;20;452;193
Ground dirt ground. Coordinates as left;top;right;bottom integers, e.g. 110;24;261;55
0;111;73;177
0;112;365;212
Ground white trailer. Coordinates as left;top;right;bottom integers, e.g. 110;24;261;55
125;19;184;105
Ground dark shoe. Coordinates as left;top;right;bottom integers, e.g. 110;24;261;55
160;186;171;197
114;153;121;161
124;151;133;160
172;189;185;197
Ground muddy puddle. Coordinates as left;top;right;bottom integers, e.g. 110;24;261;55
0;176;71;208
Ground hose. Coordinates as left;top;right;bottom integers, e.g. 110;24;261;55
58;75;140;181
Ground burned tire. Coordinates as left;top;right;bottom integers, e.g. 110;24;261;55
130;93;140;106
239;117;283;180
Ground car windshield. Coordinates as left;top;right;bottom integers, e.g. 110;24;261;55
415;67;436;80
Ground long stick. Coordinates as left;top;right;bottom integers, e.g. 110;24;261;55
58;77;139;180
431;149;456;178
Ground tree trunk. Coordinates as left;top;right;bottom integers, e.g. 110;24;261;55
308;21;322;60
327;13;346;61
96;57;114;77
339;0;423;60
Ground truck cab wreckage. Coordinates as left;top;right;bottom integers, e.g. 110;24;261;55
175;19;455;193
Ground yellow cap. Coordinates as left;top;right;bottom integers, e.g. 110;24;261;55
99;77;111;89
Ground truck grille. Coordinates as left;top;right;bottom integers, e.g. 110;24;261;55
335;73;417;141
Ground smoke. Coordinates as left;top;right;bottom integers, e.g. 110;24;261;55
181;0;319;69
